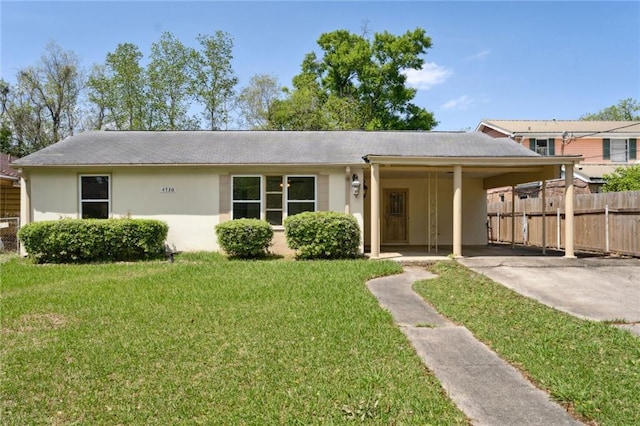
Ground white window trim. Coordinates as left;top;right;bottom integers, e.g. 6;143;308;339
230;174;317;226
610;138;629;163
231;175;263;221
284;175;317;223
79;174;111;219
534;139;549;156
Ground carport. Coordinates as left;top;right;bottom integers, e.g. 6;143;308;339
363;155;583;259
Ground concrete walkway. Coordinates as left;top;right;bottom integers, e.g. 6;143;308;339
367;266;583;426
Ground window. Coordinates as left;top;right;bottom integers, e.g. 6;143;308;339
231;175;316;225
528;138;555;156
287;176;316;216
80;175;110;219
603;138;637;162
265;176;283;225
232;176;261;219
605;139;636;163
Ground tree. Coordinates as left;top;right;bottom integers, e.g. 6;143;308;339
194;32;238;130
1;41;84;157
580;98;640;121
602;165;640;192
237;74;283;129
13;42;82;150
0;79;49;156
87;43;147;130
147;32;199;130
271;28;437;130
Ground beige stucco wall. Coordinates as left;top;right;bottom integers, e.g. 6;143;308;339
112;167;219;252
24;166;352;254
28;169;78;220
363;173;487;247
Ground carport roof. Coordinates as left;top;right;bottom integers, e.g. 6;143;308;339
12;130;577;167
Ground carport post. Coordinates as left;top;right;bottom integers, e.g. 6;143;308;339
453;165;462;258
370;163;380;258
564;163;576;258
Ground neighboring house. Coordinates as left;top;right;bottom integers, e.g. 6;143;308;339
477;120;639;162
1;153;21;218
1;153;21;251
478;120;640;199
13;130;582;258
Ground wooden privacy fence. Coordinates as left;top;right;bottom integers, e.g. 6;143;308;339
487;191;640;257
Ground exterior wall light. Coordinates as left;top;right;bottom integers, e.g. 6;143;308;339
351;173;361;197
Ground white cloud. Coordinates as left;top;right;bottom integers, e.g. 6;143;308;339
442;95;474;111
466;49;491;61
403;62;452;90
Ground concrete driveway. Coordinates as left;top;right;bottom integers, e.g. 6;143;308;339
458;252;640;336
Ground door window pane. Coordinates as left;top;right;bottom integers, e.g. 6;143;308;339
266;210;283;225
266;193;282;209
266;176;283;192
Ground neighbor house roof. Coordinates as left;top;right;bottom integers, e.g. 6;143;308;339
477;120;640;138
13;130;545;167
1;153;20;180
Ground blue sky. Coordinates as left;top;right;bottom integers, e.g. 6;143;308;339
1;1;639;130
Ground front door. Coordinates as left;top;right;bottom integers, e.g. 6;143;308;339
383;189;408;243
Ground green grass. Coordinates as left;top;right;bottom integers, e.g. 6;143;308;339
1;253;467;425
414;261;640;426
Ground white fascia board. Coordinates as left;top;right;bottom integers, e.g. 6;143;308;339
364;155;583;167
476;121;514;136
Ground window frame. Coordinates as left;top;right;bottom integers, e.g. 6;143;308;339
285;175;317;221
230;174;317;226
231;175;263;220
79;174;111;219
610;138;629;162
528;138;555;156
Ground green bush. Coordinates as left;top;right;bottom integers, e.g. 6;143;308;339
215;219;273;258
18;218;168;263
284;211;361;259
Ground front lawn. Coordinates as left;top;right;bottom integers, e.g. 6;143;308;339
1;253;467;424
414;261;640;426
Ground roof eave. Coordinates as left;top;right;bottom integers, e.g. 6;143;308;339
476;121;514;137
363;155;583;167
14;161;367;169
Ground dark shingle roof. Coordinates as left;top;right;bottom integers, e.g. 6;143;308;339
1;153;20;179
13;130;540;167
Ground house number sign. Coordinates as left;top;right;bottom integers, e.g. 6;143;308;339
161;187;176;193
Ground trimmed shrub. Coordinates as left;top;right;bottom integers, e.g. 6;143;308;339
18;218;168;263
215;219;273;259
284;211;361;260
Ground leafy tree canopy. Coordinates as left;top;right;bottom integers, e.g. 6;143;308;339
580;98;640;121
270;28;437;130
602;164;640;192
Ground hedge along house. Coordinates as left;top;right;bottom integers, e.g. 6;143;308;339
13;130;582;258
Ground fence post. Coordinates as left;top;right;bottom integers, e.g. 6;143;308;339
511;187;516;249
557;208;561;250
605;204;609;253
541;181;546;254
